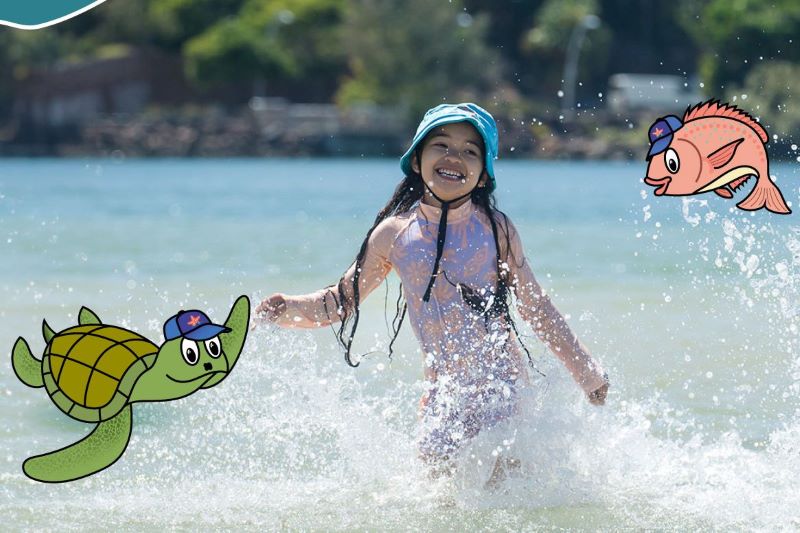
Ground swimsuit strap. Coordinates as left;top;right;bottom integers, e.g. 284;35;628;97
486;210;504;276
421;184;474;302
485;210;510;313
485;210;545;377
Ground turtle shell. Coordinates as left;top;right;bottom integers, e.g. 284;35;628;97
42;324;158;422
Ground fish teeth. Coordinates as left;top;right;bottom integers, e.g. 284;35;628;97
730;174;751;192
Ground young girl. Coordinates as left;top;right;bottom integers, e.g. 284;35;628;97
257;103;609;475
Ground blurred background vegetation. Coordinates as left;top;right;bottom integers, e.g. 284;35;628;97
1;0;798;158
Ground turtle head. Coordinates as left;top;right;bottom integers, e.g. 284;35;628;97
155;334;230;393
130;296;250;403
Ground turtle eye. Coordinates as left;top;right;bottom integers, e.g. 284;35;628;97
181;338;199;365
664;148;680;173
204;337;222;358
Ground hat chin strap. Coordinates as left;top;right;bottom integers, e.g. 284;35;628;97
421;182;476;302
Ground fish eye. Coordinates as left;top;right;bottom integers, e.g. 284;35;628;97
181;338;199;365
664;148;680;173
204;337;222;358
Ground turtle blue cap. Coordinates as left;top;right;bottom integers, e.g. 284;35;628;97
163;309;230;341
647;115;684;159
400;103;498;192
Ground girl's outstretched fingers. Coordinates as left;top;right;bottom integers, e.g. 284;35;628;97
255;293;288;323
588;382;609;405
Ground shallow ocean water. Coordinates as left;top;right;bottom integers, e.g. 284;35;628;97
1;158;800;530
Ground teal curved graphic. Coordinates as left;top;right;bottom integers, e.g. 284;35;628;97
0;1;107;29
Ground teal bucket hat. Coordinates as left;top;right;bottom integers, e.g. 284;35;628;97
400;103;498;191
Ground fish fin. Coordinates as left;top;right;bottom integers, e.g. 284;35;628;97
714;188;733;199
684;99;769;143
737;175;792;214
706;138;744;169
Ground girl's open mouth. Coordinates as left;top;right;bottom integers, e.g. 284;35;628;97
436;168;465;182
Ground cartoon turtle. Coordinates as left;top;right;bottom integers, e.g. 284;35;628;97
11;295;250;483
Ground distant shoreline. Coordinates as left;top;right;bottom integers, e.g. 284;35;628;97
3;107;799;161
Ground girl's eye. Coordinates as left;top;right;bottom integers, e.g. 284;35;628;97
204;337;222;358
181;338;199;365
465;150;479;157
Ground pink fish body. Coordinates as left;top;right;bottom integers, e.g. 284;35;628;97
644;100;791;214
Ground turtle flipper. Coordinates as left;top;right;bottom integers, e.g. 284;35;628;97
23;405;132;483
42;320;55;343
202;295;250;389
12;337;44;388
78;307;101;325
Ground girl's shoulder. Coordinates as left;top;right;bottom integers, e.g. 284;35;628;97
368;211;416;253
475;206;518;237
374;210;415;233
476;207;527;263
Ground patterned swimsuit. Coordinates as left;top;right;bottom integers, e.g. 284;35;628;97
277;200;607;460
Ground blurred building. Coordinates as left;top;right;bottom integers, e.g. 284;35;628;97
6;47;407;156
12;48;188;128
250;97;406;155
607;73;704;113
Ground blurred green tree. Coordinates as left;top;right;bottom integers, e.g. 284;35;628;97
677;0;800;92
463;0;545;89
521;0;610;105
149;0;248;50
183;0;347;100
727;61;800;140
336;0;501;119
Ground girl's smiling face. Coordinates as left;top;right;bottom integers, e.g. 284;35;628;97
412;122;487;206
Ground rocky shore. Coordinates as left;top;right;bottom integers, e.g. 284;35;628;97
6;103;795;161
2;114;645;161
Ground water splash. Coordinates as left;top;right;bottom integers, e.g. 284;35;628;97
4;318;800;529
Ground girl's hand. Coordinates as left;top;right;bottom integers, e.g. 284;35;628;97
587;382;609;406
255;293;288;323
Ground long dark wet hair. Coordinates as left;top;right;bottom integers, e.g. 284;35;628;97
327;144;533;369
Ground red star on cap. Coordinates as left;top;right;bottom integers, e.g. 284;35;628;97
651;127;664;138
187;314;201;327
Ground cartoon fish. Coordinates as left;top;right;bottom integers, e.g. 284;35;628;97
644;100;791;214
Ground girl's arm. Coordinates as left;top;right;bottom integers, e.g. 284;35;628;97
260;219;396;328
500;217;609;397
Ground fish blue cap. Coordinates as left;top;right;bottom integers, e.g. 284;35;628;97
400;103;498;191
647;115;684;159
163;309;230;341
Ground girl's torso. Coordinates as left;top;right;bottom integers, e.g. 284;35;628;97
386;201;528;390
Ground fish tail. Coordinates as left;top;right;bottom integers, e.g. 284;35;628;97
737;175;792;214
